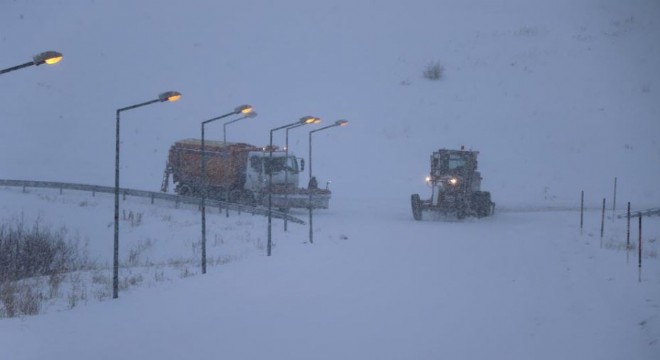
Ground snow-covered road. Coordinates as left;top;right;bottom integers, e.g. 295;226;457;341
2;192;657;359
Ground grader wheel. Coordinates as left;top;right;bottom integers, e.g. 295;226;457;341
411;194;423;221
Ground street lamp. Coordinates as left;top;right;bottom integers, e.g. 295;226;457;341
308;120;348;244
113;91;181;299
267;116;318;256
283;118;320;231
1;51;63;75
221;110;257;218
200;104;253;274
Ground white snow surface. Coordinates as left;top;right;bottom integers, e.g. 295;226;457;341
1;0;660;359
0;189;659;359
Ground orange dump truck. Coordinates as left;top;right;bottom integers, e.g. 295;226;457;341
162;139;330;209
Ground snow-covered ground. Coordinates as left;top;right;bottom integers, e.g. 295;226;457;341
2;0;660;358
0;187;658;359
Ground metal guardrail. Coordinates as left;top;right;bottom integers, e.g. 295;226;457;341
0;179;305;224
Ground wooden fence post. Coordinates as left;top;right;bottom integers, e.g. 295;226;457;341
626;202;631;250
580;190;584;235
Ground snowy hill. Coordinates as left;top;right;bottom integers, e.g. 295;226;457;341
1;0;660;359
2;0;659;207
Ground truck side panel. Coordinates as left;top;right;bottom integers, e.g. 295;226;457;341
168;140;259;193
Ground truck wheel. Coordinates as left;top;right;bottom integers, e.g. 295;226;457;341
411;194;423;221
471;191;492;217
177;183;192;196
482;192;493;217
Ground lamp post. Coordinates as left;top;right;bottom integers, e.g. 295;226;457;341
114;91;181;299
283;118;320;231
308;120;348;244
222;110;257;217
267;116;318;256
201;104;253;274
1;51;63;75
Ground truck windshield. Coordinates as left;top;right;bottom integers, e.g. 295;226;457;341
448;154;467;170
263;156;298;174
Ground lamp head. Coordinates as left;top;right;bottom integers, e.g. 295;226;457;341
244;111;258;119
33;51;63;66
235;104;253;114
159;91;182;102
335;120;348;126
300;116;320;125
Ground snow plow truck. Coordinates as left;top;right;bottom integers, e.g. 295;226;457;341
161;139;330;209
411;148;495;220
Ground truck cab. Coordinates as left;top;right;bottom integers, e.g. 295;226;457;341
245;151;302;194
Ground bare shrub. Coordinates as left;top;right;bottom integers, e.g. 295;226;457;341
125;238;153;267
48;273;65;298
67;272;86;309
1;281;17;317
94;287;111;301
91;270;110;285
18;285;40;315
1;281;42;317
423;61;444;80
119;272;144;290
179;267;193;278
0;217;85;283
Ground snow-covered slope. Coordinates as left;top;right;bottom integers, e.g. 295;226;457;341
2;0;659;207
0;188;659;359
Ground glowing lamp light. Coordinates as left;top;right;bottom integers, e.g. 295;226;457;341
235;104;253;114
33;51;63;66
44;55;62;65
301;116;319;124
159;91;182;102
449;177;458;185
